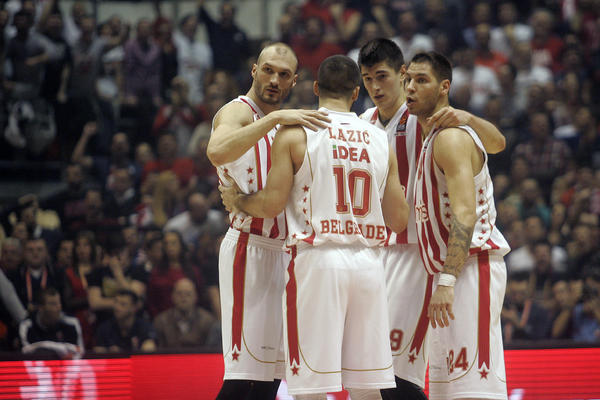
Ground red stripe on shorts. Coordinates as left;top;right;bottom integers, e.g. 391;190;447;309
477;251;491;370
286;246;300;368
231;232;249;352
409;273;434;355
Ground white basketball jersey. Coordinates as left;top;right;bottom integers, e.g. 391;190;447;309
213;96;286;240
285;108;390;248
414;125;510;275
361;103;421;245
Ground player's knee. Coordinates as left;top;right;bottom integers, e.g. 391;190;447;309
348;388;384;400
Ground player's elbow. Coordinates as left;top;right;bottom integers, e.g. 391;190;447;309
385;202;409;234
487;134;506;154
206;145;226;167
262;199;286;219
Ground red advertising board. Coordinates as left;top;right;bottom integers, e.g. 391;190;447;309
0;348;598;399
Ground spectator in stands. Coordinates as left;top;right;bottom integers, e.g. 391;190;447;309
147;231;205;318
153;277;219;348
530;8;564;72
291;16;344;78
462;1;492;49
140;234;163;276
87;232;148;326
152;76;204;156
134;142;155;171
346;22;381;63
512;178;552;225
122;225;143;269
19;287;83;358
17;195;61;253
392;10;433;63
54;239;73;271
63;0;86;46
152;14;178;101
173;13;212;105
502;271;552;342
300;0;361;47
67;188;121;244
512;41;553;112
513;112;572;192
43;163;87;229
571;269;600;341
197;0;249;75
473;23;508;73
164;192;223;248
571;107;600;169
0;268;27;347
548;276;575;339
451;47;500;114
489;1;532;58
94;289;156;353
104;168;138;220
143;133;195;188
528;241;558;304
566;222;598;279
8;238;67;313
1;237;22;273
192;231;222;318
149;171;183;228
421;0;464;50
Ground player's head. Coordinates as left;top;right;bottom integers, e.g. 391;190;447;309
251;42;298;106
358;38;405;113
314;55;361;104
405;51;452;118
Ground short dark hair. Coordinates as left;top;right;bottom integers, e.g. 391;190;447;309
115;288;138;304
409;51;452;83
358;38;404;71
509;271;530;283
37;287;60;306
317;55;361;99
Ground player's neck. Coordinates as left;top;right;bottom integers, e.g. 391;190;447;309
419;99;449;138
245;90;281;115
318;98;352;113
377;90;406;123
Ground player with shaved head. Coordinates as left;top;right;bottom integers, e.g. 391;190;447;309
208;42;330;399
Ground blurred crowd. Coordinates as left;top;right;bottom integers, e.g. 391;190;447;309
0;0;599;357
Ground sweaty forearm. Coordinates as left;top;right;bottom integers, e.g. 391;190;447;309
442;215;475;278
236;190;275;219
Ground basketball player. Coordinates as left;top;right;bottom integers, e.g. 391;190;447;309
207;42;330;400
408;51;510;399
358;38;506;400
220;55;408;399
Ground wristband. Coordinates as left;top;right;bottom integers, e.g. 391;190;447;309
438;273;457;287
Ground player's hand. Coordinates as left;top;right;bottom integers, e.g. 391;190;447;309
426;106;472;131
219;178;243;213
272;109;331;131
428;285;455;328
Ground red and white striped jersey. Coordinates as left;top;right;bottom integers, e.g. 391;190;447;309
285;108;390;248
361;103;421;245
213;96;286;240
414;125;510;275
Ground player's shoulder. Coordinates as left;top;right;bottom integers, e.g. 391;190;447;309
359;106;377;121
213;99;255;125
434;127;477;152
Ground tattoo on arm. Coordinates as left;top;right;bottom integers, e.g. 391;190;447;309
443;215;474;277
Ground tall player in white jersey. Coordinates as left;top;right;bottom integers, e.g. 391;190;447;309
407;51;510;400
221;55;408;400
357;39;506;400
207;42;330;400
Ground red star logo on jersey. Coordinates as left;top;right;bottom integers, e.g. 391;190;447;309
305;220;310;225
444;202;450;208
247;167;253;174
223;168;229;174
303;197;307;203
478;199;485;206
478;236;484;241
302;208;307;214
232;350;240;361
480;218;486;224
444;212;451;219
248;178;254;184
291;365;300;376
302;230;307;235
442;192;449;198
408;353;417;364
303;185;309;192
481;229;487;234
479;188;484;195
479;369;489;379
292;233;297;239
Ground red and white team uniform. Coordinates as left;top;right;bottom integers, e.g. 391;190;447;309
361;104;433;388
283;108;395;394
415;125;510;399
214;96;288;381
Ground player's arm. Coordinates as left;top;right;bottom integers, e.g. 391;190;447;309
427;106;506;154
428;128;479;329
207;104;329;166
221;126;300;218
382;146;408;233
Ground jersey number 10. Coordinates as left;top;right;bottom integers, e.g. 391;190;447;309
332;166;372;217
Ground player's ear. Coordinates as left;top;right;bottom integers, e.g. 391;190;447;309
251;64;257;79
440;79;450;97
350;86;360;102
291;73;298;88
313;81;320;96
399;64;407;79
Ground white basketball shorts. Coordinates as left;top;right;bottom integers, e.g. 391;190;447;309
283;243;396;395
219;228;289;381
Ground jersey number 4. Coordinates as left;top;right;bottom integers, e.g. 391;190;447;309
333;166;372;216
446;347;468;374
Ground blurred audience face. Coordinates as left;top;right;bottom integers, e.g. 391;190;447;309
172;278;198;313
305;17;324;47
474;23;491;51
220;3;235;27
164;232;183;262
188;193;209;224
24;239;48;270
56;240;74;268
80;16;96;40
498;2;518;25
39;292;62;327
472;2;491;25
111;133;130;159
552;280;570;309
136;19;152;42
45;13;64;38
75;236;93;264
510;157;529;184
135;143;155;167
85;190;103;218
520;178;541;206
66;164;84;189
531;9;553;39
397;11;417;37
181;15;198;38
12;222;29;243
157;134;177;160
533;242;552;274
114;293;137;322
112;169;133;195
550;203;566;229
529;112;551;142
0;10;8;30
146;238;164;266
507;278;529;307
1;239;22;272
525;216;546;244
